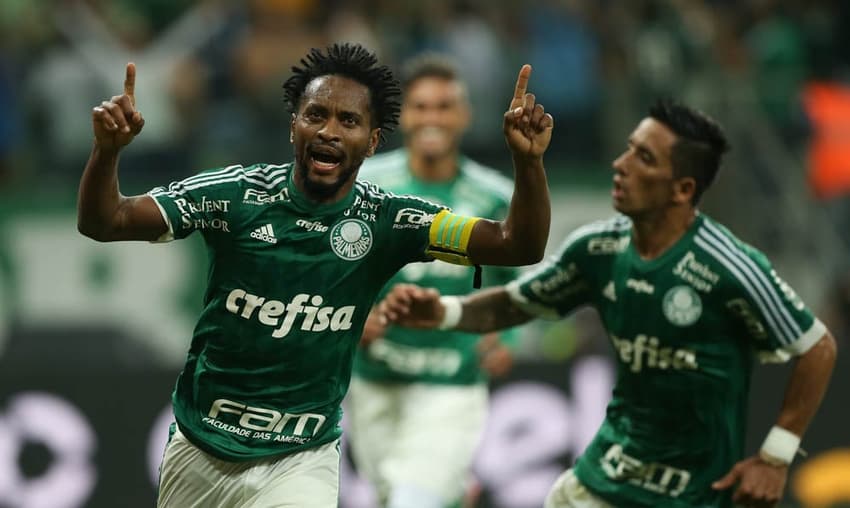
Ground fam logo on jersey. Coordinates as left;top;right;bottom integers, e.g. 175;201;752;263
662;285;703;326
393;208;436;230
243;188;289;205
588;236;630;255
330;219;372;260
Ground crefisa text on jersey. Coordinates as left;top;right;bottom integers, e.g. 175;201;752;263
225;289;355;338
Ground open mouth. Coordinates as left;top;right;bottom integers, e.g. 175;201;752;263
309;146;344;173
612;178;625;199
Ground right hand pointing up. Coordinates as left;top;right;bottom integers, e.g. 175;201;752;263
92;63;145;150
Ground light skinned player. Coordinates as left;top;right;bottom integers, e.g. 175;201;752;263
378;100;837;508
348;53;519;508
77;43;552;507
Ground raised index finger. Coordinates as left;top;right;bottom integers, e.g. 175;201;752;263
124;62;136;107
510;64;532;108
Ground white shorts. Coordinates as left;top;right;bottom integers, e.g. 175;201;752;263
346;377;488;507
157;426;340;508
545;469;613;508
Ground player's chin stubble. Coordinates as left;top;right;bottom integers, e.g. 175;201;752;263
297;158;361;201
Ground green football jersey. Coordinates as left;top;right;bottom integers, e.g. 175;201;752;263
353;149;518;384
148;162;449;461
507;214;825;507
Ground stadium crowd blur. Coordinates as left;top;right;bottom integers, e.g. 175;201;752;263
3;0;850;317
2;1;850;506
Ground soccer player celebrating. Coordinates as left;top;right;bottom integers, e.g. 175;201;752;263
378;100;837;508
347;53;519;508
77;43;553;507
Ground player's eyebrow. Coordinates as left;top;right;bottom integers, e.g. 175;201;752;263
628;137;657;164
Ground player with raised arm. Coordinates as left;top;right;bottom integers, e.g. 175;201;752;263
77;43;552;507
347;53;520;508
378;100;837;508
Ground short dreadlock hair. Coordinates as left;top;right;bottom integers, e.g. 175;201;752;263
283;43;401;146
649;99;730;205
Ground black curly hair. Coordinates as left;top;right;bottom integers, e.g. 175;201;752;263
649;99;730;205
282;43;401;146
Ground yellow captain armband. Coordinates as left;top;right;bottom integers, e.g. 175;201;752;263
425;209;481;266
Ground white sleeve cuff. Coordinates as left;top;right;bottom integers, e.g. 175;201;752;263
147;194;175;243
758;318;827;364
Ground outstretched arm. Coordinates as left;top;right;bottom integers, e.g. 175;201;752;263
77;63;167;242
380;283;534;334
713;332;837;506
464;65;552;266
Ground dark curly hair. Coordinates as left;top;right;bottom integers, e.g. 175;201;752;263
649;99;730;205
282;43;401;146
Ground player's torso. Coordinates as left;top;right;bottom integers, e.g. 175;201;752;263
156;163;438;459
202;175;398;366
575;216;751;507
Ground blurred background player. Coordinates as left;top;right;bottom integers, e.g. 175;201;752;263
346;53;519;508
378;100;837;508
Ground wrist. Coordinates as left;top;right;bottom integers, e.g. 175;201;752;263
511;152;544;169
759;425;801;466
93;139;121;156
438;296;462;330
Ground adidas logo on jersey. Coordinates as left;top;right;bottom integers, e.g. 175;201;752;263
251;224;278;244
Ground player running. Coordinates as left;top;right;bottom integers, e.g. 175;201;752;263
377;100;837;508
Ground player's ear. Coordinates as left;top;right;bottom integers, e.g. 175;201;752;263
366;128;380;157
289;114;296;143
673;177;696;206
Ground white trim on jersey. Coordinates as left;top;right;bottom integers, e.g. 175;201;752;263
150;165;290;197
695;223;802;346
757;319;827;363
699;221;803;341
787;318;827;355
148;195;175;243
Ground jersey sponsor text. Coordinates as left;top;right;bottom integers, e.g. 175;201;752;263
174;196;231;215
181;216;230;232
672;251;719;293
296;219;328;233
601;443;691;497
225;289;355;338
368;339;462;376
587;236;629;254
242;188;289;205
205;398;326;444
610;333;698;372
393;207;436;229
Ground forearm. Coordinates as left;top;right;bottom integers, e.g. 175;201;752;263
502;154;550;264
77;143;124;240
456;287;533;333
773;333;837;436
